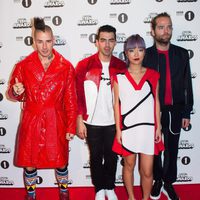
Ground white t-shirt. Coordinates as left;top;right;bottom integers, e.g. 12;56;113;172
90;61;114;126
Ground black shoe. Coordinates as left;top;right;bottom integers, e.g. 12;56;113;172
163;183;179;200
150;180;163;200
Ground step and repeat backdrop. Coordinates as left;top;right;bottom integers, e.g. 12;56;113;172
0;0;199;188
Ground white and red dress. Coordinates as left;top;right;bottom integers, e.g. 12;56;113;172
112;68;164;156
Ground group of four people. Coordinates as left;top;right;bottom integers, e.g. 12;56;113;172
8;12;193;200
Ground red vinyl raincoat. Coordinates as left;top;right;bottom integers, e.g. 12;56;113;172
8;49;77;168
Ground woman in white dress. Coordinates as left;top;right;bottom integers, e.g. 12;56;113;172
112;34;164;200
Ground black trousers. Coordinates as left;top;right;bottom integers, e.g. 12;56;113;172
153;110;182;184
86;124;118;193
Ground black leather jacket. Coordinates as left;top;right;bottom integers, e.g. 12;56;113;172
143;44;193;119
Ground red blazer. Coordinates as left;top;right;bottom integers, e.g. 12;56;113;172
75;53;126;122
8;49;77;168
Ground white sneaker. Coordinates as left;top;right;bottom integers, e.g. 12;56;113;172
95;189;105;200
105;189;118;200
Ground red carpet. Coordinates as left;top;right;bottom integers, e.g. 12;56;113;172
0;185;199;200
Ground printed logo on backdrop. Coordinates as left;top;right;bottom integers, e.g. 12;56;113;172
144;13;158;24
52;16;62;26
177;173;193;182
179;140;194;149
181;156;191;165
78;15;98;26
89;33;97;43
54;35;66;46
182;123;192;131
177;31;198;41
1;160;9;169
0;111;8;120
191;73;197;79
0;42;3;48
118;13;128;23
185;11;195;21
116;33;126;43
187;49;194;59
83;160;90;168
0;79;5;85
22;0;32;8
0;93;3;101
110;0;131;5
44;0;65;8
0;177;14;186
0;145;11;154
118;51;125;61
115;175;123;184
13;18;32;29
0;127;6;136
177;0;197;2
24;36;33;46
155;0;163;2
36;176;43;185
88;0;98;5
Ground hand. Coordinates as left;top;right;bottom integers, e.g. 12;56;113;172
66;133;74;141
116;129;122;144
155;128;162;143
76;116;87;140
182;118;190;129
13;78;25;96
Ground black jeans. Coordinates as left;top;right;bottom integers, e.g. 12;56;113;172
86;124;118;193
153;110;181;184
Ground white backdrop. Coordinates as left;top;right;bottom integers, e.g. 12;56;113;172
0;0;199;188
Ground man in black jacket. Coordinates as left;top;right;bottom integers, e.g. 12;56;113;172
143;12;193;200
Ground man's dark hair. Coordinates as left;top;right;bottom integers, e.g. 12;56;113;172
151;12;171;31
33;17;53;36
96;25;116;40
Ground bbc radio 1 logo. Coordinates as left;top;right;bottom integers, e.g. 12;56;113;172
176;173;193;182
118;13;128;23
188;49;194;59
0;177;14;186
1;160;9;169
182;123;192;132
0;127;7;136
78;15;98;26
44;0;65;8
110;0;131;5
177;31;198;41
22;0;32;8
181;156;191;165
0;93;3;102
179;140;194;149
176;11;195;21
52;16;62;26
24;36;33;46
87;0;98;4
0;42;3;48
13;18;32;29
144;13;158;24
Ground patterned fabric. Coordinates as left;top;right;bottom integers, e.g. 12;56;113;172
24;169;37;198
56;168;68;193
